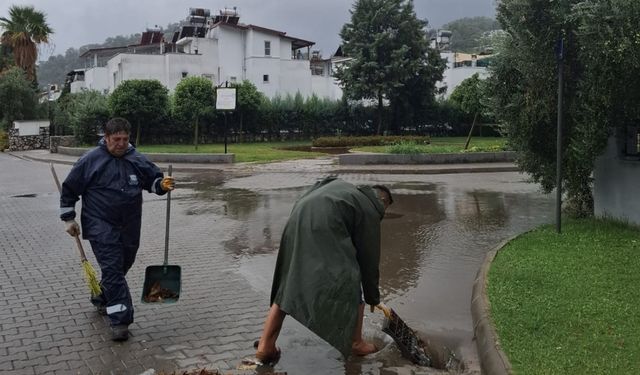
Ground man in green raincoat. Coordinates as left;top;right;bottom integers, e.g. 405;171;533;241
255;176;393;363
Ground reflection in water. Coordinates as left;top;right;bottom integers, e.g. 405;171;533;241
455;190;508;230
220;187;305;256
380;189;446;298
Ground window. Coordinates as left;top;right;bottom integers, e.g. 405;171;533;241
263;74;269;83
229;76;237;83
264;41;271;56
624;126;639;157
181;72;188;78
311;66;324;76
202;74;215;81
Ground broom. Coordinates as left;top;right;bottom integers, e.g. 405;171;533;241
50;163;102;297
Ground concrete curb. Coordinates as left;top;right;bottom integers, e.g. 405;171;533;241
336;165;519;175
471;236;515;375
11;150;521;176
338;151;516;165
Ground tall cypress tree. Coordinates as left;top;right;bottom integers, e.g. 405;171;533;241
335;0;445;135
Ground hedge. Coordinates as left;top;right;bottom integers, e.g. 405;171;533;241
312;135;430;147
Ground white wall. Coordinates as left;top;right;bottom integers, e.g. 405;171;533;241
84;67;109;93
69;81;86;94
14;120;49;136
594;136;640;226
438;51;489;98
163;53;216;90
217;27;245;84
440;66;488;98
280;60;312;98
311;75;342;100
104;53;215;92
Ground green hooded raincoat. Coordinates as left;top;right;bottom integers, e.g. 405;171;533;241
270;176;385;357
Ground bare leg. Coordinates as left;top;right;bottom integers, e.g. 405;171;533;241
351;303;377;356
256;303;286;359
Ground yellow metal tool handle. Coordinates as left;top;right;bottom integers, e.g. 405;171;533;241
375;303;392;319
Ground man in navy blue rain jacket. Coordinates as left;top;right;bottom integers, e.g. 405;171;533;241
59;117;175;341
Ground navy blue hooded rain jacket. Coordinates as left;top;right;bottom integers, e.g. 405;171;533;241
59;139;167;245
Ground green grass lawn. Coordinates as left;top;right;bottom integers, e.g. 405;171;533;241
137;142;323;163
488;219;640;374
352;136;508;153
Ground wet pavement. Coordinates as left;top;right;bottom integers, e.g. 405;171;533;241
0;152;553;374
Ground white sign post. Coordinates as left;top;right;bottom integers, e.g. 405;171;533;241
216;88;237;110
216;87;237;153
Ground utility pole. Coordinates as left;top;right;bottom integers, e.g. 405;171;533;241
555;34;564;234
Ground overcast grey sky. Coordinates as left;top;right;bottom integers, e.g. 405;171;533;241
1;0;496;61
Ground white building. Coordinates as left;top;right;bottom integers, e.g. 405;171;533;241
71;8;339;100
438;52;491;98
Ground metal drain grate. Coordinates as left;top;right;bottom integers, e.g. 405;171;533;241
382;308;432;367
11;193;37;198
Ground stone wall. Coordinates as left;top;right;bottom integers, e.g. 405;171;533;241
8;126;50;151
49;136;76;153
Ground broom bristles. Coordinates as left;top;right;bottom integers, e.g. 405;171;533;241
82;260;102;297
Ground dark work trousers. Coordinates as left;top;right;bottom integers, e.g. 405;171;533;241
90;240;138;327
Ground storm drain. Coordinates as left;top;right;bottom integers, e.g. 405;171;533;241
11;193;37;198
382;309;432;367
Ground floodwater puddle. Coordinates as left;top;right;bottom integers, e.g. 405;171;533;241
176;172;553;374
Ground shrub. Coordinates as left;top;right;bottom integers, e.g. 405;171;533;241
462;144;509;153
387;141;423;154
312;135;430;147
0;129;7;151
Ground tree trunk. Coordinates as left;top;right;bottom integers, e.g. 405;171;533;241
376;93;383;135
464;112;479;150
194;117;199;150
135;120;141;147
239;112;244;143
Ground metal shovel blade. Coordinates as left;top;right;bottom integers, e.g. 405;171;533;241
141;265;181;303
142;164;180;304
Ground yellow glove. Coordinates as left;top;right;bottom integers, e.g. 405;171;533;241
64;220;81;237
161;176;175;191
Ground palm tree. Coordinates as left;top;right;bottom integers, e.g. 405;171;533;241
0;5;52;81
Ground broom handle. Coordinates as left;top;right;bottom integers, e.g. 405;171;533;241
163;165;172;266
50;163;89;262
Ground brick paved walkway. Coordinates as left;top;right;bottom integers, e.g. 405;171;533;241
0;153;281;374
2;152;544;375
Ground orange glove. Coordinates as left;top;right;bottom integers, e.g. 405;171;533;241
161;176;175;191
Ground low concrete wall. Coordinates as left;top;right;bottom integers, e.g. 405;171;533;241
338;151;516;165
594;136;640;226
58;146;235;164
50;136;76;153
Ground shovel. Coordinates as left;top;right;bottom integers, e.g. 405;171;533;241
141;165;181;303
